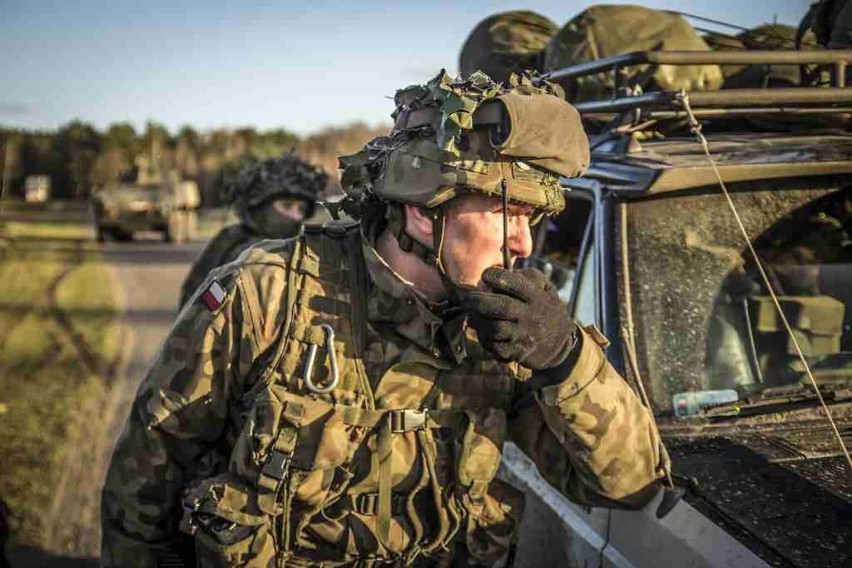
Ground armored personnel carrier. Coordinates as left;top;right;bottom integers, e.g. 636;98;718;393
91;171;200;243
506;48;852;568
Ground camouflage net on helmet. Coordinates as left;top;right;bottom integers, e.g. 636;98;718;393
227;151;327;214
339;69;564;204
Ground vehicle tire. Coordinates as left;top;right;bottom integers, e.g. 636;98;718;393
185;210;199;241
114;229;134;242
165;212;186;244
180;211;191;243
91;202;105;243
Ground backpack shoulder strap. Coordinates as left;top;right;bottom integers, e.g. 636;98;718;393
341;223;375;409
301;221;375;408
239;235;307;404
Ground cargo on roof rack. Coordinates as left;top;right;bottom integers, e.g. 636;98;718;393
546;49;851;86
540;50;852;126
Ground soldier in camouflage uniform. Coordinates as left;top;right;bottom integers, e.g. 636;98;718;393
178;152;326;308
102;71;669;567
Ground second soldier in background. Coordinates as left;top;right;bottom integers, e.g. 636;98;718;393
179;151;326;307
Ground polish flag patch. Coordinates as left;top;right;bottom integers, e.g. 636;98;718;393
201;280;227;311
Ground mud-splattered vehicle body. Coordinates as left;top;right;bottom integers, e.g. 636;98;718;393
91;177;200;243
505;49;852;568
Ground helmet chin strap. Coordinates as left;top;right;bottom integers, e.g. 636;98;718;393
428;207;478;302
390;185;512;303
391;199;513;303
388;202;474;303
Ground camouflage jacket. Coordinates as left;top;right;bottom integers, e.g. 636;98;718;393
179;222;298;309
102;222;666;567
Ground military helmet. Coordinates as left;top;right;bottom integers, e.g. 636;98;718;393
228;151;327;222
459;11;558;84
340;70;589;218
340;70;589;278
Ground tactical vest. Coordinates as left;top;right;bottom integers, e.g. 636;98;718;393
180;222;526;567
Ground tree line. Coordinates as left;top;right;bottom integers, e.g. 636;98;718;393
0;120;388;205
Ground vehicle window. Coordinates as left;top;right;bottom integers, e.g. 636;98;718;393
573;239;596;327
624;182;850;414
522;195;592;305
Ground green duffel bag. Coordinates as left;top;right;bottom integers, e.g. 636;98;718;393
811;0;852;48
705;24;820;88
543;4;723;101
459;10;558;83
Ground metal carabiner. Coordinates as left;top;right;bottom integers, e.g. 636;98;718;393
303;323;339;394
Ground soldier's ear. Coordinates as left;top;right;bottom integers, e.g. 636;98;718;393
404;204;434;241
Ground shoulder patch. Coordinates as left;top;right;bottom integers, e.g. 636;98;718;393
201;280;227;311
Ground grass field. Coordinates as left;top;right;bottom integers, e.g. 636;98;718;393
0;219;119;548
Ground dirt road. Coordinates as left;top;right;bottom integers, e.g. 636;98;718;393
8;235;203;567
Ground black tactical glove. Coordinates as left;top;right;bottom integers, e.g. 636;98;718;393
464;267;578;373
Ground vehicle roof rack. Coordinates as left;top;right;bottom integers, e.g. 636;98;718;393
541;50;852;128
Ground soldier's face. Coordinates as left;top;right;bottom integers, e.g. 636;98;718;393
271;198;308;221
442;194;534;289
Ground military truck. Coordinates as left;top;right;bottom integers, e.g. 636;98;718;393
91;173;200;243
504;48;852;567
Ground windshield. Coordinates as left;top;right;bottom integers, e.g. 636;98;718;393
624;182;851;415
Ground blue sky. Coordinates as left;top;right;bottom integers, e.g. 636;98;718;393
1;0;809;135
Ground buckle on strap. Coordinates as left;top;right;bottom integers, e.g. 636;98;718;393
353;493;379;515
389;409;427;433
179;498;201;535
352;493;406;516
260;449;291;481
